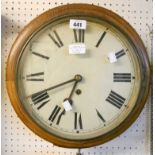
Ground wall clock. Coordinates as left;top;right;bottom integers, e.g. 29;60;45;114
6;4;151;148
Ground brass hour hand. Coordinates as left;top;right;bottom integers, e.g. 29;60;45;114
69;75;82;100
63;74;82;111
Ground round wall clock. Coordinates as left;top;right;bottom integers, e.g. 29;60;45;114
6;4;151;148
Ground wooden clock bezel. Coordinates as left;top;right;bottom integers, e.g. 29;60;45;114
6;4;151;148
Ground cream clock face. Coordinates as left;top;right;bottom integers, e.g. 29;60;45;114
16;18;141;140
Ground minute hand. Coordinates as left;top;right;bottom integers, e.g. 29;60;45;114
28;78;76;98
46;78;75;92
28;75;82;98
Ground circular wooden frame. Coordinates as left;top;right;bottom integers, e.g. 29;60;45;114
6;4;151;148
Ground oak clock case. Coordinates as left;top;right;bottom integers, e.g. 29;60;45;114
6;4;151;148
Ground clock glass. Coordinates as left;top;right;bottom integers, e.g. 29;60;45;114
16;17;141;140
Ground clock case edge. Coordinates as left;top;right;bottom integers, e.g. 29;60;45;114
6;4;151;148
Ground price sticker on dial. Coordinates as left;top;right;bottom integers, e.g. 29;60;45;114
108;52;117;63
69;43;86;54
70;19;87;29
62;100;72;111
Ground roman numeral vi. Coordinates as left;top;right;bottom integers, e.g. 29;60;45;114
74;112;83;130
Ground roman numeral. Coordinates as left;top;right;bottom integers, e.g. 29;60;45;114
113;73;132;82
32;51;50;60
26;72;44;81
31;90;50;110
115;49;126;59
32;51;49;60
48;30;63;48
96;109;106;123
96;29;108;47
30;43;50;60
73;29;85;43
74;112;83;130
106;90;126;109
49;105;65;125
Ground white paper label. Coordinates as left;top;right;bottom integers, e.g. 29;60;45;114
69;43;86;54
62;100;72;111
108;52;117;63
70;19;87;29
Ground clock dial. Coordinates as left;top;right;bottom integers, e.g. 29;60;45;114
16;18;140;140
6;4;150;148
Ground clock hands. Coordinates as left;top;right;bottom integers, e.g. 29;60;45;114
69;81;78;101
63;75;82;111
69;74;82;100
28;74;82;98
